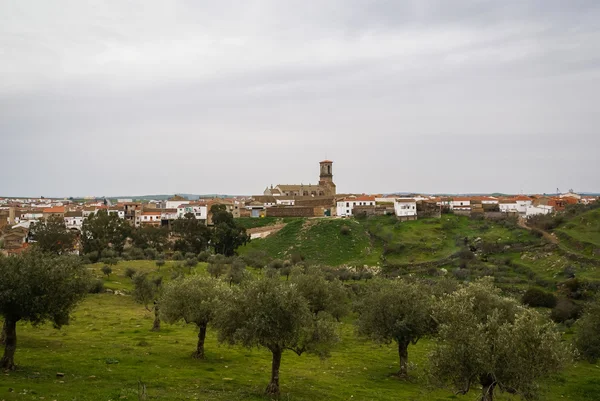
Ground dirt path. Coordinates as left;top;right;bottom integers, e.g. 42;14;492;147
518;217;559;244
247;224;286;239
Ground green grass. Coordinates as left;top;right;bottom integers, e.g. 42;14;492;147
240;215;540;267
553;208;600;259
2;287;597;400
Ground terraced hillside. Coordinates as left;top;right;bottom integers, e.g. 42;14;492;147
555;208;600;260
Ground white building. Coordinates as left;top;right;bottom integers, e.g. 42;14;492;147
450;197;471;210
177;203;208;220
166;198;190;209
161;209;178;221
394;199;417;217
526;204;554;217
336;196;376;217
64;211;84;230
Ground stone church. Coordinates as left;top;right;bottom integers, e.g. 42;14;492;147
264;160;336;197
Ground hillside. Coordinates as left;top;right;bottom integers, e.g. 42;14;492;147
554;208;600;260
239;215;541;268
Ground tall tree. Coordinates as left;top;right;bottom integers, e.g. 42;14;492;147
210;205;249;256
575;299;600;363
131;225;170;252
172;213;211;254
355;279;435;377
215;278;338;396
430;278;572;401
0;251;90;370
30;215;76;255
160;275;226;359
81;210;132;255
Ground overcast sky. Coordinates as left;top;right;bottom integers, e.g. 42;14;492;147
1;0;599;197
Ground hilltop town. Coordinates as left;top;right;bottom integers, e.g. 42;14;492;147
0;160;597;255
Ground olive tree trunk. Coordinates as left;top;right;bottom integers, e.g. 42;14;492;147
0;319;17;370
0;321;6;345
480;374;495;401
265;348;283;395
397;339;409;377
192;324;207;359
151;302;160;332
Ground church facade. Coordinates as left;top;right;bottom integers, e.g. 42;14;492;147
264;160;336;197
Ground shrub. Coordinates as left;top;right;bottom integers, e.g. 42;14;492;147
128;247;145;260
172;251;184;261
340;225;351;236
124;267;137;279
290;252;305;265
452;268;469;281
101;265;112;278
575;301;600;363
89;279;105;294
86;251;100;263
185;258;198;268
144;248;158;260
522;288;557;308
185;252;196;260
550;298;581;323
197;251;211;262
156;259;166;269
268;259;284;270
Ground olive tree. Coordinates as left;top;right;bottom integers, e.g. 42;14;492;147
291;268;349;320
132;273;162;331
355;279;435;377
215;278;338;396
0;251;90;370
575;299;600;362
430;278;572;401
160;275;226;359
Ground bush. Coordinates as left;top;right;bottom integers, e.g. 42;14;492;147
124;267;137;279
550;298;582;323
242;250;270;269
340;225;351;236
127;247;145;260
197;251;211;262
290;252;305;265
522;288;557;308
453;268;470;281
575;301;600;363
156;259;166;269
172;251;184;261
268;259;284;270
185;252;196;260
89;279;105;294
185;258;198;268
145;248;158;260
101;265;112;278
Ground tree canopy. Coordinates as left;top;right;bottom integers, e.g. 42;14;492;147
131;225;170;252
160;275;227;359
0;251;90;370
81;210;132;255
430;278;572;401
30;215;77;255
210;204;249;256
355;279;436;377
172;213;211;255
215;277;338;395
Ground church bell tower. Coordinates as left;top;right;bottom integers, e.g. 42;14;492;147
318;160;336;196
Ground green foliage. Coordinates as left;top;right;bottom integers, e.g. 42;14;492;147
575;300;600;362
132;225;170;252
430;278;572;401
30;215;77;255
88;279;105;294
81;210;132;255
292;268;349;320
210;205;250;256
172;213;211;255
522;287;557;308
124;267;137;279
156;259;165;269
101;265;112;278
215;278;339;395
0;251;90;369
132;273;159;310
160;276;227;359
355;279;435;376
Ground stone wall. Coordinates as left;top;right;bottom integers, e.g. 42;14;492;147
266;206;321;218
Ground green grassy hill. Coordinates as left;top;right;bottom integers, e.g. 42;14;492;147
555;208;600;259
240;215;540;267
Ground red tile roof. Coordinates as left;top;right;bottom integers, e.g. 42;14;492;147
43;206;65;213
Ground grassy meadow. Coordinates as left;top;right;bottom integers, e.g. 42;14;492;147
3;211;600;400
2;259;599;401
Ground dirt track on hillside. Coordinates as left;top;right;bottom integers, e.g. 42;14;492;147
517;217;559;244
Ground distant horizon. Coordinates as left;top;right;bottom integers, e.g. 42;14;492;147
2;190;599;200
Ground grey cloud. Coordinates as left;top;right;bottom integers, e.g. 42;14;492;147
0;0;599;197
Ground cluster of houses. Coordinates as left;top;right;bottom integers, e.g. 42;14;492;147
1;160;597;255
